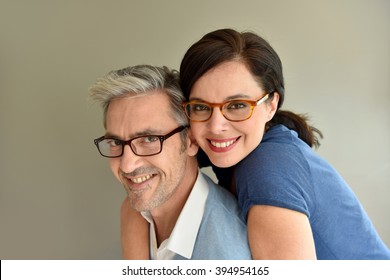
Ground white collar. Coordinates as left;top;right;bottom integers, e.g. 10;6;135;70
141;170;209;259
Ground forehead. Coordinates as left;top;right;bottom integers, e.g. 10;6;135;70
191;61;263;101
106;91;175;135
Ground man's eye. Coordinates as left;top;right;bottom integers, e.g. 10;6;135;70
107;139;122;147
142;136;159;143
104;139;122;151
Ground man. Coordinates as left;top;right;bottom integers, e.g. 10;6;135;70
90;65;251;260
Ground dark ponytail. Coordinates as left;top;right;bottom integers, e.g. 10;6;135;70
268;109;323;148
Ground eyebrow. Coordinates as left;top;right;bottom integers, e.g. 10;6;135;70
104;128;163;140
189;93;252;102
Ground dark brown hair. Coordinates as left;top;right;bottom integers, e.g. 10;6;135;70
180;28;322;148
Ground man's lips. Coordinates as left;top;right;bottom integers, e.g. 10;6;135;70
120;170;157;190
129;174;154;184
207;137;240;152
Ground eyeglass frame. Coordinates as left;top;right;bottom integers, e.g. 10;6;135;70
182;93;271;122
93;125;189;158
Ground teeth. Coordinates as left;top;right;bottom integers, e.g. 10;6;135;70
210;140;235;148
130;174;152;183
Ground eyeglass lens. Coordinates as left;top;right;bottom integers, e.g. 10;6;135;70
97;135;162;157
95;126;187;158
186;100;253;121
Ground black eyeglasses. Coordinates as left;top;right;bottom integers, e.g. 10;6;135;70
94;125;188;158
182;93;270;122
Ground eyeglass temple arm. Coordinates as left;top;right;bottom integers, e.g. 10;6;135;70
256;93;271;105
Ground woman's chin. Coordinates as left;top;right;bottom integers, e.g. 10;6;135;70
209;155;238;168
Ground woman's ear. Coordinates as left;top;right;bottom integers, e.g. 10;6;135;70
267;92;280;120
186;128;199;157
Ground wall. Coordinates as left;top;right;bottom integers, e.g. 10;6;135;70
0;0;389;259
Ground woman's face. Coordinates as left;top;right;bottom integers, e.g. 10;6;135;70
189;61;279;168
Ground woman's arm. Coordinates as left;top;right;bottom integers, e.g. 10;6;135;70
120;197;150;259
247;205;317;259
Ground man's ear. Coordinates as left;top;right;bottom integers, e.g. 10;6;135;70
186;128;199;157
267;92;280;121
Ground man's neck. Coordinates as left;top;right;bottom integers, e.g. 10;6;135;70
150;159;198;246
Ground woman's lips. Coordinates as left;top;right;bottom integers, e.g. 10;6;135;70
207;137;240;153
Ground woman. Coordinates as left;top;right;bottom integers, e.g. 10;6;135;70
121;28;390;260
179;28;390;259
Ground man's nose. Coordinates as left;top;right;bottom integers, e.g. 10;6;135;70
119;144;142;173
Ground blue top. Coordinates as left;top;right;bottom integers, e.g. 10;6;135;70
173;173;252;260
234;124;390;260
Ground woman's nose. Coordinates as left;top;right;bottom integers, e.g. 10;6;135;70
207;107;229;133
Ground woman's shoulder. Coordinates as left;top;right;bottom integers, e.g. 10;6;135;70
235;125;315;217
243;125;307;166
262;124;300;146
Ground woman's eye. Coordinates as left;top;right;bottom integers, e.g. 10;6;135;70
193;104;210;111
227;101;248;110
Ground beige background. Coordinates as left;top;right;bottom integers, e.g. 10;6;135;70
0;0;389;259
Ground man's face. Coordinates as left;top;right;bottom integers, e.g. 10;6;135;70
105;91;192;212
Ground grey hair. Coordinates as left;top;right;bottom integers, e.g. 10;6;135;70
89;65;189;140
